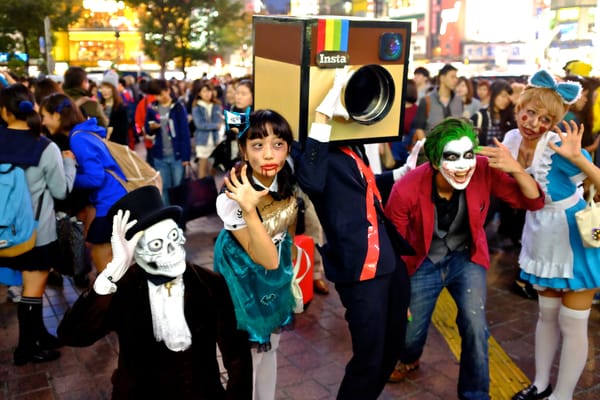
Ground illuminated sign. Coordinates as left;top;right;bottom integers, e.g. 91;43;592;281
440;1;461;35
551;0;596;9
82;0;124;13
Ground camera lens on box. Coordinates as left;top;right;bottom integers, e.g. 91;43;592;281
379;33;403;62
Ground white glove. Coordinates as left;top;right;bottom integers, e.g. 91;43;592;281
406;138;425;169
93;209;144;295
316;67;354;120
393;138;425;180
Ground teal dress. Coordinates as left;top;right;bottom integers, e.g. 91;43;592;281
213;195;297;346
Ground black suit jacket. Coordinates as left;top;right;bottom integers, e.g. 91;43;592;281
295;138;412;284
58;263;252;400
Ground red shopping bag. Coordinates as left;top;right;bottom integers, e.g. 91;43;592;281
294;234;314;308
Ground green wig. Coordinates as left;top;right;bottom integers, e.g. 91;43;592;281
424;118;479;167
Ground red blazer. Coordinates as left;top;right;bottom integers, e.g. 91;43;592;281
384;156;545;276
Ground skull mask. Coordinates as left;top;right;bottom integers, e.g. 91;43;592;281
134;219;187;277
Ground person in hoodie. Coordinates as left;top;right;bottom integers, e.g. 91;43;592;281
144;79;192;205
40;93;127;275
62;66;108;128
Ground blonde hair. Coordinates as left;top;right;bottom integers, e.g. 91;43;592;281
515;87;569;126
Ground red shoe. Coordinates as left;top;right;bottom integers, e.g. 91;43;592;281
388;360;420;383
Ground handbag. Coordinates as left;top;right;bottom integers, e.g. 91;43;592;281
168;166;218;223
55;212;88;277
292;243;311;314
575;185;600;248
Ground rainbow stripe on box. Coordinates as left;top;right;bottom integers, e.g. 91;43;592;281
316;19;349;53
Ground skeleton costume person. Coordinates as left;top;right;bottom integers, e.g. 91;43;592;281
57;186;252;400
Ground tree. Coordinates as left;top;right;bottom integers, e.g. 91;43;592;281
124;0;249;78
0;0;82;74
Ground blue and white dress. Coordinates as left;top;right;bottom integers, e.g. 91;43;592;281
503;129;600;290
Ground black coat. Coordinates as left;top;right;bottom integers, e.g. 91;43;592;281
106;103;130;146
295;139;412;284
58;263;253;400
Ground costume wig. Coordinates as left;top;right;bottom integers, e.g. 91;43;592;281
424;117;478;167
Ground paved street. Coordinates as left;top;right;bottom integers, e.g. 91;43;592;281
0;213;600;399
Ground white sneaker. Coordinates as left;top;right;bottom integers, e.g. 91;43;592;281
7;286;21;303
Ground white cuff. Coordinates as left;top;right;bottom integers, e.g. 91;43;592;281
393;164;410;181
308;123;332;143
93;274;117;295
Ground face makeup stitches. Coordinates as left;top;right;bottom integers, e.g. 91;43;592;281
438;136;477;190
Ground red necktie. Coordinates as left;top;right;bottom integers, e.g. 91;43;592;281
340;146;381;281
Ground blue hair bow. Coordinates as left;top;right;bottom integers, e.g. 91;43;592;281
224;106;251;138
528;69;582;105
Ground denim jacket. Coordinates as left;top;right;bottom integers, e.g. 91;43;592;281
193;102;223;146
145;100;191;162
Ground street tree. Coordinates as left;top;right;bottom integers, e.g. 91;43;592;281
0;0;82;74
124;0;249;78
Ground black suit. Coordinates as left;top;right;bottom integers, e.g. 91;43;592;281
295;138;411;399
58;263;253;400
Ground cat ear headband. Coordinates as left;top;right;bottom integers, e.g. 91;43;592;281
528;69;582;105
224;106;251;138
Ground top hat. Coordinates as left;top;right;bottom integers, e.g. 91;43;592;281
107;186;182;239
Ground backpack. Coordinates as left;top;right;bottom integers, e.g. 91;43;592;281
73;131;163;193
0;164;43;257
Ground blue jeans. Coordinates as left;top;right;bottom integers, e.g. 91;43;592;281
403;250;490;400
153;154;184;205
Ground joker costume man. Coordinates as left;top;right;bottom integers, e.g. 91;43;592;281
58;186;252;400
384;118;545;400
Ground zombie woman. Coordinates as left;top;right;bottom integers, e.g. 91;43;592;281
213;109;298;400
504;70;600;400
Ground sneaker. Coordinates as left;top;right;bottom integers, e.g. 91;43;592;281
7;286;21;303
512;384;552;400
388;360;420;383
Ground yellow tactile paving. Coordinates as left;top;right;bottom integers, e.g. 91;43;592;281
431;288;530;399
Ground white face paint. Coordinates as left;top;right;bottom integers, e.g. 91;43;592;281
438;136;476;190
134;219;187;277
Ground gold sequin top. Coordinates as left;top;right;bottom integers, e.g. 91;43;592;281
256;194;298;239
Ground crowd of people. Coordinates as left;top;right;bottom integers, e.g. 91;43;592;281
0;59;598;400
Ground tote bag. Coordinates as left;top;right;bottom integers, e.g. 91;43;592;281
575;185;600;248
